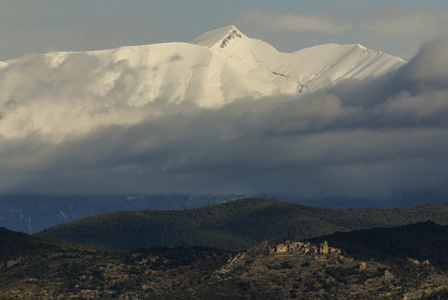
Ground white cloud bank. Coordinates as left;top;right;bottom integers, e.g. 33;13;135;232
1;38;448;200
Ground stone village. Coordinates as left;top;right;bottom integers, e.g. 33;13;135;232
268;240;340;256
268;240;429;268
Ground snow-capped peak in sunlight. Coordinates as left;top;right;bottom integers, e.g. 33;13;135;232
191;25;244;48
0;25;405;140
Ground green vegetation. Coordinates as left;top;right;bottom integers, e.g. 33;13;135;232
38;197;448;250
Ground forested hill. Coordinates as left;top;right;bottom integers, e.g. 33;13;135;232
311;221;448;271
0;226;91;257
37;198;448;250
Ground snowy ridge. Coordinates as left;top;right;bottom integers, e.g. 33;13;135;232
0;25;405;139
191;25;242;48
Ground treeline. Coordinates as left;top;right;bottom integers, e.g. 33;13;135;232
37;198;448;250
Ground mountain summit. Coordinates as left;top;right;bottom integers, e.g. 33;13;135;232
191;25;246;49
0;25;405;139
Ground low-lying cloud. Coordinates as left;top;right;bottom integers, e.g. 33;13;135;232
1;38;448;200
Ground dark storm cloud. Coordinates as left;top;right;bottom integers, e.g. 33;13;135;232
1;38;448;199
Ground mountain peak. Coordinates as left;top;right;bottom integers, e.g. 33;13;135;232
190;25;245;48
0;27;406;139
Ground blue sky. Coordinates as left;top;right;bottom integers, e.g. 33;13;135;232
1;0;447;60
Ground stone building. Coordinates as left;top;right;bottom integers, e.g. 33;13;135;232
268;240;338;256
319;241;329;254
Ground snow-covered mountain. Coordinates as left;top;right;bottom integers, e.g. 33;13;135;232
0;25;405;139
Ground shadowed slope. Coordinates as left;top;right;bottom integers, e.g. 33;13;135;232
37;198;448;250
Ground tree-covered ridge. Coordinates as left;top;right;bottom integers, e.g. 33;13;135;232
38;198;448;250
311;221;448;271
0;226;92;257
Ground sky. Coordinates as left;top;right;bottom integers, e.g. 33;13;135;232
1;1;448;201
1;0;448;61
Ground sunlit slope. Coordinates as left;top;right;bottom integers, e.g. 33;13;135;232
0;25;404;139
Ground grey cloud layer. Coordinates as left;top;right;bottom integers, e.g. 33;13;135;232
1;38;448;199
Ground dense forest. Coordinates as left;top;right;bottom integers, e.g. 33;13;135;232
38;197;448;250
311;221;448;271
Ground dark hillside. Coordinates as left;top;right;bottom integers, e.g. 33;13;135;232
38;198;347;250
312;221;448;270
38;198;448;250
0;227;236;299
4;225;448;299
0;226;89;257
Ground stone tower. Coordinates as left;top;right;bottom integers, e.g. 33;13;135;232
319;240;329;254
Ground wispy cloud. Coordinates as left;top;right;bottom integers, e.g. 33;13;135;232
0;0;167;60
361;11;448;39
232;9;351;34
230;6;448;60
